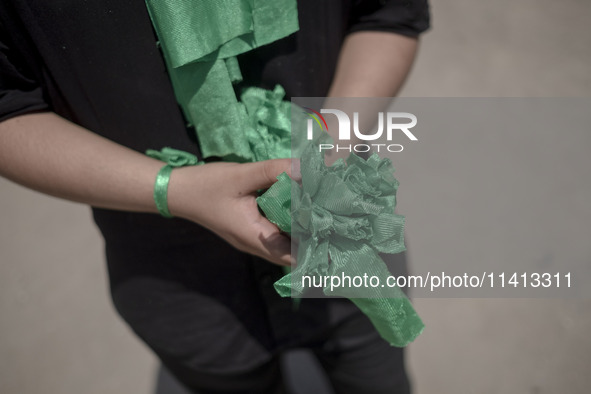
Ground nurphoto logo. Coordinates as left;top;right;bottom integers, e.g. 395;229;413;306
304;108;418;153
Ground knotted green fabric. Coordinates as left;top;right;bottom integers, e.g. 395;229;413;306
145;0;424;346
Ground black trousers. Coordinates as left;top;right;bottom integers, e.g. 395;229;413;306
156;308;410;394
93;209;411;394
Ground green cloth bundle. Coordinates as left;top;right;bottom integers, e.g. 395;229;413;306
145;0;424;346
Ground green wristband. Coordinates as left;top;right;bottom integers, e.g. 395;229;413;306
146;147;202;219
153;164;174;218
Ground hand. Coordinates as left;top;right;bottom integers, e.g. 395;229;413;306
167;159;293;266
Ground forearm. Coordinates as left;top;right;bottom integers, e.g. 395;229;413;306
0;112;162;213
328;31;418;97
0;111;292;265
321;31;417;162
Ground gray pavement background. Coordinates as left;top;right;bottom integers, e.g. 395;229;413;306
1;1;590;393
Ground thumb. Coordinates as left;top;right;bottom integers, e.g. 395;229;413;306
238;158;292;192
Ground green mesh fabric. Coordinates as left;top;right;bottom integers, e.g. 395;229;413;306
259;145;424;347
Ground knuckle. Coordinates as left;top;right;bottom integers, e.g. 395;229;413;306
264;159;289;182
262;160;277;184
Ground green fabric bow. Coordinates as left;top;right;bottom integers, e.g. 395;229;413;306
146;147;202;166
257;143;424;347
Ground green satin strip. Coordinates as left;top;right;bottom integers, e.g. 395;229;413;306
145;0;424;347
152;165;174;218
147;147;203;218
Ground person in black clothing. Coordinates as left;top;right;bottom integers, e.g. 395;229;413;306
0;1;429;393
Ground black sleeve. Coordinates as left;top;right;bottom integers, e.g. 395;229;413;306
348;0;431;38
0;17;48;122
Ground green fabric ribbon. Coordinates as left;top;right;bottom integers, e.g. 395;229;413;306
146;146;202;166
145;0;424;347
145;0;298;162
146;147;203;218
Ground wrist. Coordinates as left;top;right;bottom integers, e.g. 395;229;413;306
145;147;202;219
166;165;196;220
